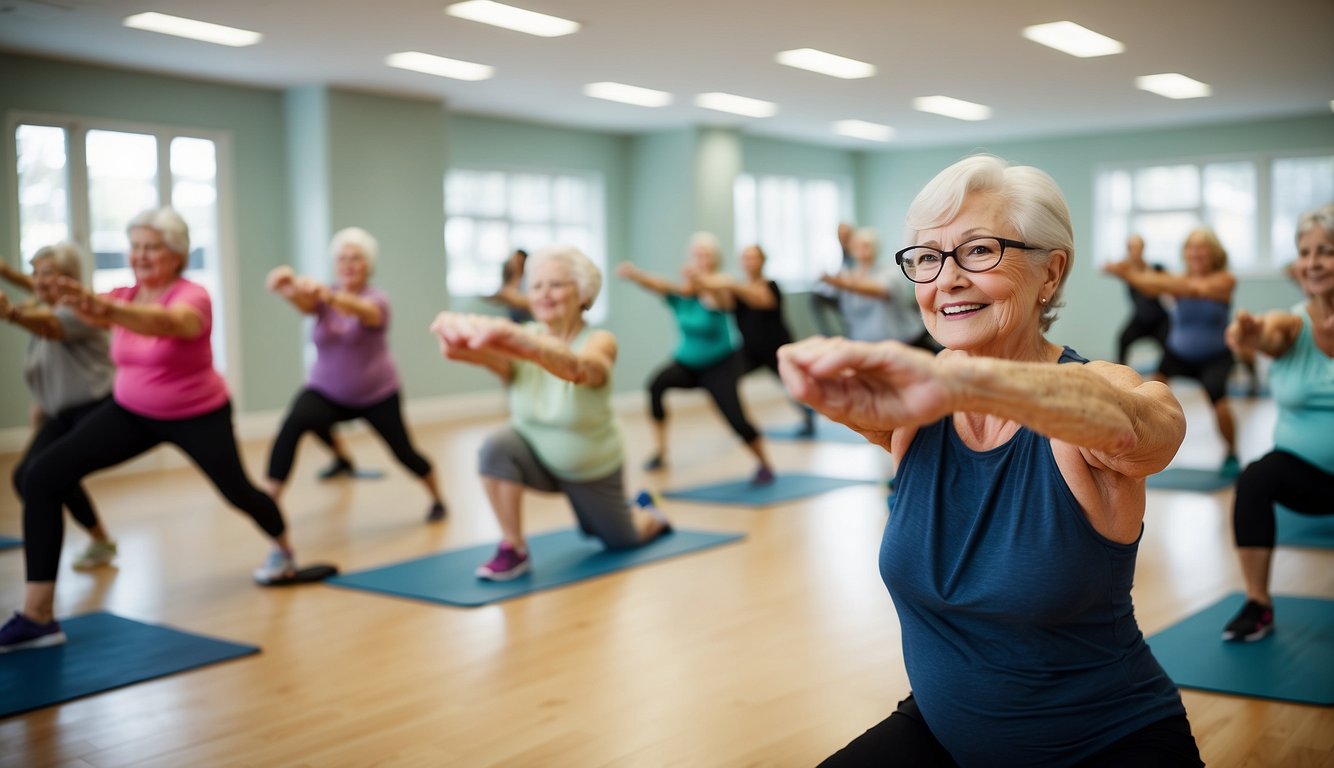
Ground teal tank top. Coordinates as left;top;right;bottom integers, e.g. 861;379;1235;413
1271;305;1334;473
666;294;734;369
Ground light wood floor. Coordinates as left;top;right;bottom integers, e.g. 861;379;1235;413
0;388;1331;767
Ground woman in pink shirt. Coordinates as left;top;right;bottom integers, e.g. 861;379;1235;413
0;208;301;654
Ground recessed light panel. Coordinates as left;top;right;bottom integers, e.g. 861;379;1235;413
386;52;494;81
584;82;673;108
776;48;875;79
1135;73;1211;99
694;92;778;118
123;12;262;47
833;120;893;142
912;95;992;121
445;1;580;37
1022;21;1124;57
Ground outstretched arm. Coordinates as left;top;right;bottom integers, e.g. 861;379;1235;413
48;276;203;339
616;262;686;297
820;271;891;299
0;261;34;293
0;292;62;339
694;272;777;310
1108;264;1235;303
430;313;615;387
1226;308;1302;360
266;266;321;314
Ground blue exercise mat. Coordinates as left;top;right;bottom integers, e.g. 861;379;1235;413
664;472;879;506
1276;505;1334;549
1146;593;1334;706
0;536;20;551
1145;467;1233;492
766;419;867;445
0;612;259;718
328;527;744;608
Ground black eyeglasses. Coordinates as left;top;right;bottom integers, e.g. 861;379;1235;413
894;237;1038;283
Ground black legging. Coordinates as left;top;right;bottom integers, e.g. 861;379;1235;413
1233;450;1334;548
12;397;111;533
267;389;431;482
647;355;760;444
1116;314;1169;365
818;694;1203;767
20;400;286;582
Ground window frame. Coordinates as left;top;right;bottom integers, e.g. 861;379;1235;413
732;170;855;292
5;110;242;393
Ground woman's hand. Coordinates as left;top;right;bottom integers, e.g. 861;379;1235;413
615;262;639;280
1225;309;1263;355
778;337;954;436
0;291;10;320
266;266;296;293
430;312;528;357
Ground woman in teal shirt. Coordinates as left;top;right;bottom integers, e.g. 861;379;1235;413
616;232;775;485
431;246;672;581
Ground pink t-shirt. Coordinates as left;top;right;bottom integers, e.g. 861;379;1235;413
109;278;229;420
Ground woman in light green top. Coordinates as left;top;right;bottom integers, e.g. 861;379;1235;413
431;246;672;581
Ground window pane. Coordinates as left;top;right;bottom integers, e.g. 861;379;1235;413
511;224;552;253
171;137;218;273
1203;162;1256;271
1134;212;1199;271
1272;156;1334;266
16;124;71;264
510;174;552;223
552;176;589;222
1135;165;1199;210
87;129;158;285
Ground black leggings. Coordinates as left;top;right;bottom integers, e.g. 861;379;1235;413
267;389;431;482
647;356;760;444
1116;314;1169;365
21;400;286;582
1233;450;1334;548
12;397;110;533
818;694;1203;767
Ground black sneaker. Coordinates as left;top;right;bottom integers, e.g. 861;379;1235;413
317;457;355;480
1221;599;1274;642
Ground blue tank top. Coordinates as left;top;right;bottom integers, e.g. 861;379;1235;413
1166;296;1230;362
881;347;1184;767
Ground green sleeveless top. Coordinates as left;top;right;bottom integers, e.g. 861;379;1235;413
510;323;624;481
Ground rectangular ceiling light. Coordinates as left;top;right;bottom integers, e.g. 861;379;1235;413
913;95;992;121
833;120;894;142
123;12;262;47
386;51;494;81
584;82;672;108
1135;73;1211;99
776;48;876;79
445;1;580;37
1021;21;1124;57
694;92;778;118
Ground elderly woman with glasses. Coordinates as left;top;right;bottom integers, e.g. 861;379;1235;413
781;155;1202;766
431;246;672;581
1218;203;1334;644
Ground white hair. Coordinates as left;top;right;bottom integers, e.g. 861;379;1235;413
529;245;602;312
904;154;1074;333
687;231;723;269
31;241;86;283
330;227;379;273
852;227;879;254
1297;203;1334;243
127;207;191;263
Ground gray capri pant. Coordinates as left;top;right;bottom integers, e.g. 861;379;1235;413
479;427;641;549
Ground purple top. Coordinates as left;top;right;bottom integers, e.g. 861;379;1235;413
307;285;400;407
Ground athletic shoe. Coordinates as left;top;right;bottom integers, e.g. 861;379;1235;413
1220;455;1241;479
317;457;355;480
0;612;66;653
72;539;118;570
751;466;776;487
634;489;673;533
252;548;297;585
475;542;530;581
1221;600;1274;642
643;455;665;471
425;501;447;523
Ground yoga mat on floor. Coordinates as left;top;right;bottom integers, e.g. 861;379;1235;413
1145;467;1233;492
1276;505;1334;549
0;612;259;718
0;536;20;551
328;528;744;608
664;473;879;506
1146;593;1334;706
766;419;867;445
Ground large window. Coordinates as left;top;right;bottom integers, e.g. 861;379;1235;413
445;168;606;321
11;117;232;374
1094;153;1333;273
733;173;850;287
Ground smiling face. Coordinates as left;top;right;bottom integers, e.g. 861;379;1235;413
334;244;371;291
31;256;63;303
740;246;764;279
1182;232;1218;276
129;226;184;289
911;191;1063;358
527;257;583;326
851;235;877;266
1294;225;1334;300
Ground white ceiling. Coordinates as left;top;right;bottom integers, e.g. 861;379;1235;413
2;0;1332;149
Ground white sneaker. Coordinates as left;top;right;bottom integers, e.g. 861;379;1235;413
72;540;118;570
252;549;296;584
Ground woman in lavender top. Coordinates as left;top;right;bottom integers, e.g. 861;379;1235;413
265;227;445;521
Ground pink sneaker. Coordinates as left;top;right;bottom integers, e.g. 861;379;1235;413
475;542;530;581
